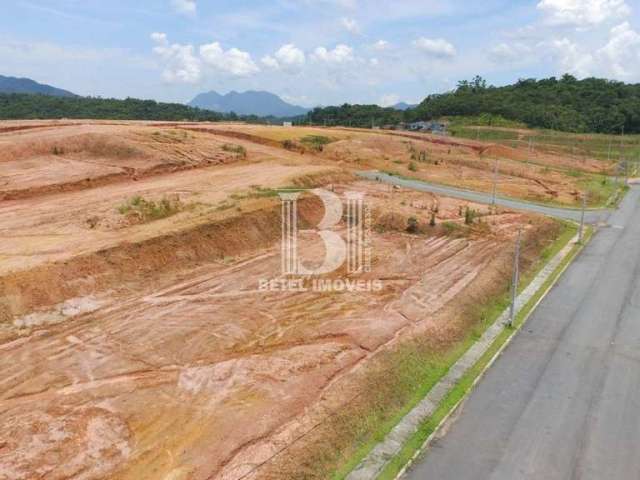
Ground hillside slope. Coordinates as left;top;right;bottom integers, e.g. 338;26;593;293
0;75;76;97
189;90;308;117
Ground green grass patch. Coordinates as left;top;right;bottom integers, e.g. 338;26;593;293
117;195;184;222
301;135;334;151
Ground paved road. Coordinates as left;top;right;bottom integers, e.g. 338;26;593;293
357;171;610;224
403;185;640;479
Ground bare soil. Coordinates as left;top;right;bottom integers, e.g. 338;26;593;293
0;120;561;480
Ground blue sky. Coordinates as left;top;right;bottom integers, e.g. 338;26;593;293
1;0;639;106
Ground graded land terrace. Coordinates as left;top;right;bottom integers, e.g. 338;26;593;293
0;120;611;480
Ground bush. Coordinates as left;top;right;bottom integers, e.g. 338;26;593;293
406;216;419;233
408;162;418;172
222;143;247;158
282;139;295;150
117;195;183;222
300;135;332;151
464;207;477;225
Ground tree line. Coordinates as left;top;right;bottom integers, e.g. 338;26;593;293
3;75;640;134
0;94;270;123
304;75;640;134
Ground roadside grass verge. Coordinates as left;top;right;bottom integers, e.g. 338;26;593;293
375;223;590;480
330;221;580;480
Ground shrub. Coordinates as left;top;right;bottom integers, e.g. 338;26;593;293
300;135;332;151
464;207;477;225
222;143;247;158
282;139;295;150
117;195;183;222
408;162;418;172
406;216;419;233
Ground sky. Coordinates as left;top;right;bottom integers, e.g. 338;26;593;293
1;0;640;107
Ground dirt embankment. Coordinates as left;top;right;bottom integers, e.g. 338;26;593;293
0;169;562;480
0;195;323;326
0;128;242;201
183;127;285;149
251;216;563;480
0;120;574;480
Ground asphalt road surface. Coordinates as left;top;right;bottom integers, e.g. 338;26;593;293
402;185;640;480
357;171;610;224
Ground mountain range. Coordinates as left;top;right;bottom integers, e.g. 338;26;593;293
189;90;309;117
0;75;76;97
392;102;417;111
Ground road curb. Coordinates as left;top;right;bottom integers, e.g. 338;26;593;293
346;230;586;480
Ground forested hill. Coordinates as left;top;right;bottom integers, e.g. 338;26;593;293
306;75;640;134
412;75;640;134
0;94;247;121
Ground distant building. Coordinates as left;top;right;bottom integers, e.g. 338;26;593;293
407;121;447;135
283;121;293;127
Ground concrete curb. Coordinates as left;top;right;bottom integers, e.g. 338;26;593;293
346;232;582;480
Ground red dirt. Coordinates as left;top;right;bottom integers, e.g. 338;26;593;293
0;120;559;480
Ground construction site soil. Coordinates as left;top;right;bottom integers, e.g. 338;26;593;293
1;121;564;480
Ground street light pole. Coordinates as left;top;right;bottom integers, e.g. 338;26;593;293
579;193;587;244
508;228;522;328
491;158;499;207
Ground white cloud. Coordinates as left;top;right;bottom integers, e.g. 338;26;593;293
313;44;355;64
261;54;279;69
171;0;197;17
595;22;640;77
537;0;630;28
489;42;534;63
200;42;260;77
379;93;400;107
544;22;640;79
264;44;306;73
151;32;201;83
370;57;379;66
150;32;168;45
341;17;361;34
414;37;456;59
550;38;594;76
151;33;259;82
373;40;389;51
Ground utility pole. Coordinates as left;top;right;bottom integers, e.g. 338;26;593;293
491;158;499;207
508;228;522;328
579;193;587;244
